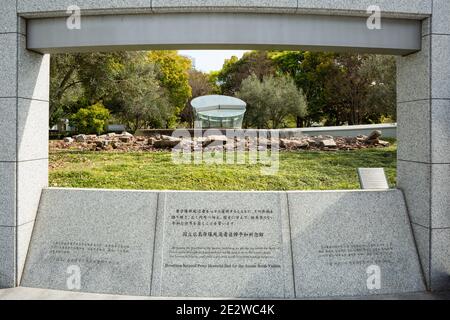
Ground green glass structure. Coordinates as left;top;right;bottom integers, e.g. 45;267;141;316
191;95;247;129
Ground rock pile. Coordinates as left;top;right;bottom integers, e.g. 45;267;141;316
50;130;391;152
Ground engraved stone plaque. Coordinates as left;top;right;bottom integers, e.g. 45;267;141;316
21;188;158;296
151;192;294;298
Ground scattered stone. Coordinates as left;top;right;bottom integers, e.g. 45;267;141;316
95;140;109;148
281;139;309;150
206;135;228;146
74;134;87;142
320;139;337;148
119;136;132;143
195;137;210;147
147;138;156;146
153;135;182;148
356;135;368;141
51;131;391;153
368;130;382;141
111;141;120;149
366;138;379;145
86;135;97;141
378;140;390;147
345;137;357;144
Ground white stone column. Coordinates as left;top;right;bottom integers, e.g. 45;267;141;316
0;0;49;288
397;0;450;291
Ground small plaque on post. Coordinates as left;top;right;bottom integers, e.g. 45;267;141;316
357;168;389;189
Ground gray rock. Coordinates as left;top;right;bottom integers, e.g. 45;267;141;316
95;140;109;148
320;139;337;148
119;136;132;143
205;135;229;147
281;139;309;149
368;130;382;140
74;134;87;143
194;137;210;147
63;137;73;144
154;136;182;148
121;131;133;137
378;140;390;147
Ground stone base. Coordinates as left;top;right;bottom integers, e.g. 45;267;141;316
21;188;425;298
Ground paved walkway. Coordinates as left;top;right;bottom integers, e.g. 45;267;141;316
1;287;450;300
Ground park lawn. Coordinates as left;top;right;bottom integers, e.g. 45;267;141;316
49;143;397;191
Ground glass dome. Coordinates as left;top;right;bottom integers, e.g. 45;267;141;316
191;95;247;129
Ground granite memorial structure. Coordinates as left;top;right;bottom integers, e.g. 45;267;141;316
1;0;450;298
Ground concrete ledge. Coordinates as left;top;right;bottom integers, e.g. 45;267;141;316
136;124;397;139
296;0;431;19
278;123;397;139
27;13;421;55
17;0;431;18
2;286;450;300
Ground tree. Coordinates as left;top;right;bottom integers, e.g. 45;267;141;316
148;51;192;125
49;52;128;126
217;51;276;95
271;51;337;127
360;55;397;121
323;54;396;125
111;52;172;132
180;69;216;127
237;74;308;129
70;102;110;134
49;53;82;126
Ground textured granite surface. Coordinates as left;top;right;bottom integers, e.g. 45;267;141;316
288;190;425;298
151;191;294;298
21;188;158;296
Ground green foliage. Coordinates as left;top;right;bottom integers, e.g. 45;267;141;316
148;51;192;125
322;54;396;125
271;51;397;126
50;52;129;127
271;51;337;127
49;50;397;130
49;53;82;126
70;102;110;134
109;52;173;131
50;51;193;131
237;74;307;129
217;51;276;95
360;55;397;121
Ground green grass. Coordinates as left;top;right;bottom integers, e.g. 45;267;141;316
49;142;397;191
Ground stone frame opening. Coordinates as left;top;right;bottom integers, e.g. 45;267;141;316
1;0;449;293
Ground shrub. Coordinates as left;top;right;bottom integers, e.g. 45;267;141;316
70;102;110;135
